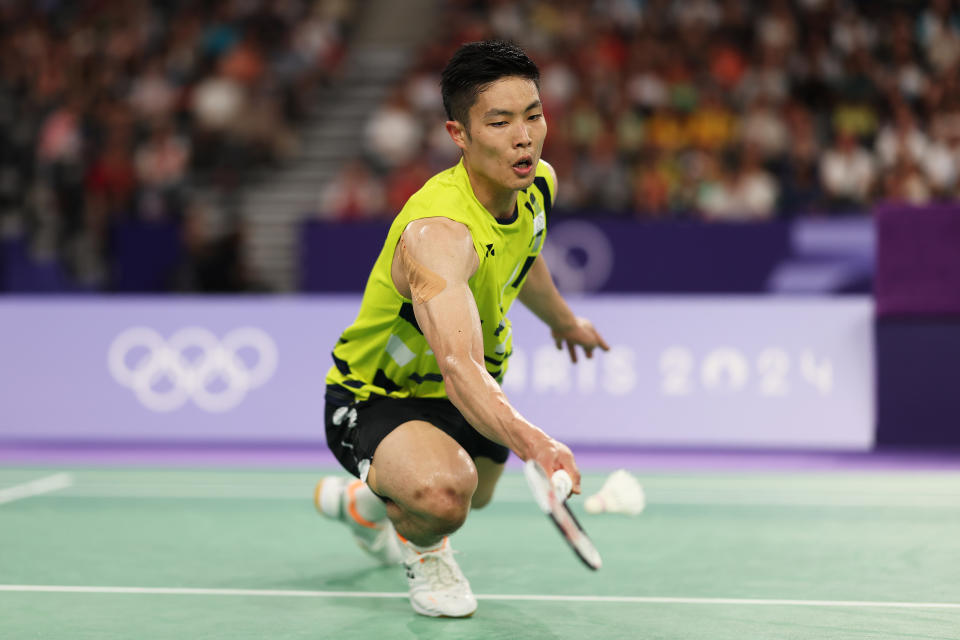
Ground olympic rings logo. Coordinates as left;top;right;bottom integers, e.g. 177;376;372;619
108;327;278;413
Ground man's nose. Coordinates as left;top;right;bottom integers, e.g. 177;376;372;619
515;124;532;147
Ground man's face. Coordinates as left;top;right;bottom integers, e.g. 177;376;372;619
450;76;547;196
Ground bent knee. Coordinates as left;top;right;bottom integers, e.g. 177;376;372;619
417;484;471;533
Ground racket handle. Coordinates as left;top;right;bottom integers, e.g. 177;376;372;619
552;470;573;500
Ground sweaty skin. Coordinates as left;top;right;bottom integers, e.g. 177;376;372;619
374;78;607;506
398;238;447;304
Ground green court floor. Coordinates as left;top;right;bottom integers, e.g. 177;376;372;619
2;467;960;639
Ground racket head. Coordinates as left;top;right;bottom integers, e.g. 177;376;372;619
523;460;603;570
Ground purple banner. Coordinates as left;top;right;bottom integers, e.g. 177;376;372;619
875;204;960;317
301;218;875;294
0;296;873;450
506;297;874;449
0;297;356;443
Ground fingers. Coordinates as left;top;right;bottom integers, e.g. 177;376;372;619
542;459;580;494
534;439;582;495
565;459;582;494
597;332;611;351
553;320;609;363
568;469;582;494
554;445;581;494
583;322;610;353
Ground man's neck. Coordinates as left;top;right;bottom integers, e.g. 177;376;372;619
464;164;518;220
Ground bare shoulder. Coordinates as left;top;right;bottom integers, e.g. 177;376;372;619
539;159;559;204
400;217;479;277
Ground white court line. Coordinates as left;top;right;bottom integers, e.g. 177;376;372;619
0;585;959;609
0;473;73;505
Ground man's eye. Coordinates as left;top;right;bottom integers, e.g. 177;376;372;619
528;114;543;121
490;121;508;127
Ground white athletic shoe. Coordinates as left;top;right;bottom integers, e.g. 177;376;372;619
402;537;477;618
314;476;403;566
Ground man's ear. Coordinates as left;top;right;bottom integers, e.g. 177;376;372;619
445;120;468;150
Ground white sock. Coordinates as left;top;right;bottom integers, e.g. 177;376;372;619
344;479;387;525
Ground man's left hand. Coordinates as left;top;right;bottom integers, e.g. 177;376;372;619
551;317;610;363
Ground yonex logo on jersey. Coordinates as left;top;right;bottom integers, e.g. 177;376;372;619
107;326;278;413
485;243;495;257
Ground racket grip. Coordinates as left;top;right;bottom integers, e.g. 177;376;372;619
552;470;573;500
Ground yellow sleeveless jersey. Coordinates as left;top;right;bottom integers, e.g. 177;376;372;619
326;158;555;400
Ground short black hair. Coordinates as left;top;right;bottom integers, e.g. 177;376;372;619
440;40;540;126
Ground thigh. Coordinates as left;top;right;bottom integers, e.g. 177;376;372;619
366;420;478;510
471;457;505;508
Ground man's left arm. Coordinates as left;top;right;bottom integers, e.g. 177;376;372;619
517;254;609;363
520;159;609;363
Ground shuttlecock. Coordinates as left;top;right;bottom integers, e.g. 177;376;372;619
585;469;646;515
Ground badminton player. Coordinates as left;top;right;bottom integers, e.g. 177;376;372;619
315;40;608;617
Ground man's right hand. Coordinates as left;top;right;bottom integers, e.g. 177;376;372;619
528;435;581;495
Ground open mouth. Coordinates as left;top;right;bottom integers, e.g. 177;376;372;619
512;158;534;175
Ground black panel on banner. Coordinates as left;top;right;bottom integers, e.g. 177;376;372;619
876;319;960;448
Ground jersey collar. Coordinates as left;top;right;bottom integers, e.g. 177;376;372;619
456;159;522;227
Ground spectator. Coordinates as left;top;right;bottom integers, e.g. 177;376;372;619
319;159;387;221
736;144;779;217
36;93;86;254
917;0;960;73
686;88;736;153
128;57;178;123
632;149;675;218
697;153;740;220
739;95;788;162
134;120;190;220
191;73;246;133
613;98;646;158
820;130;876;212
884;12;929;104
385;159;433;215
875;104;929;169
85;127;136;220
880;159;932;205
364;90;423;171
778;150;825;216
577;133;632;212
697;146;777;220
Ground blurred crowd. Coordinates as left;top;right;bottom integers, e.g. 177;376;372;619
0;0;353;288
326;0;960;222
4;1;960;291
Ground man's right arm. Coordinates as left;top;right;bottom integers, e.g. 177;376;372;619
392;217;581;492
